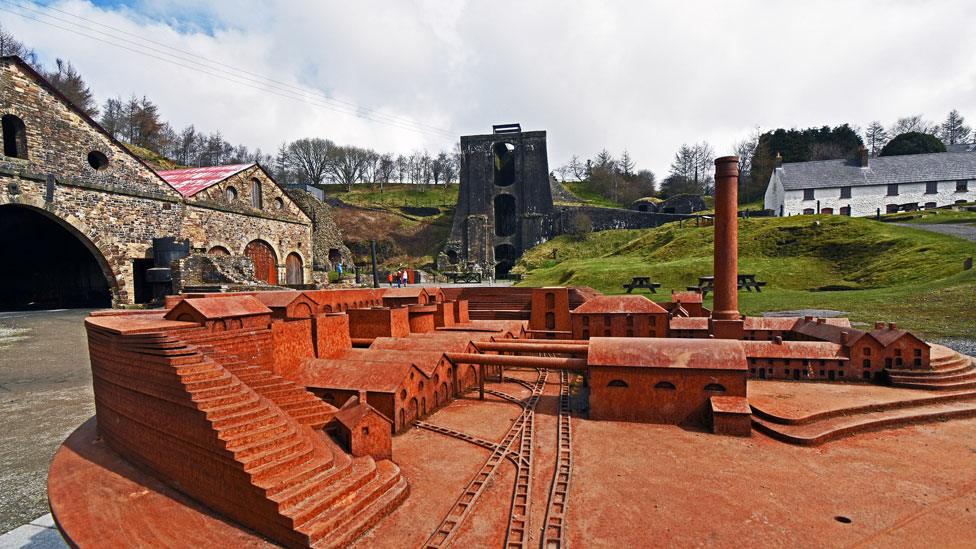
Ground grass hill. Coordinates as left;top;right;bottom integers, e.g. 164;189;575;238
325;184;458;268
514;215;976;338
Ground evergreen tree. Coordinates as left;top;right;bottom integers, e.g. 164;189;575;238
44;59;99;117
863;121;889;156
939;109;972;145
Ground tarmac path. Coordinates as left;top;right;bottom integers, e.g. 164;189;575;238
893;222;976;241
0;309;95;535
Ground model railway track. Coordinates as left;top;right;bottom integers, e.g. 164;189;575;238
503;376;539;392
424;370;548;549
486;388;528;407
504;377;543;549
541;370;573;549
414;421;515;458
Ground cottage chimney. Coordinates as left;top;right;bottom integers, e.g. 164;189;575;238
774;152;783;168
888;322;897;330
817;318;826;324
874;321;885;330
840;331;850;345
358;389;367;405
773;336;783;345
858;146;869;168
804;315;814;323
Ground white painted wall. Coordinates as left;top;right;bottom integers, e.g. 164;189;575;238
767;175;975;217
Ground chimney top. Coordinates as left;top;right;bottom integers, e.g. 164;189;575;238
840;331;851;345
773;336;783;344
774;152;783;168
888;322;897;330
858;146;869;168
817;318;826;324
804;315;814;322
874;321;885;330
358;389;367;404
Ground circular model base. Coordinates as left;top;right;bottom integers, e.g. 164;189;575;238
48;417;275;548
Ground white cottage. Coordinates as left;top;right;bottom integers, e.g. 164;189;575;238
765;147;976;217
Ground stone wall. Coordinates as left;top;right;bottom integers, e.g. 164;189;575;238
285;188;353;270
0;56;325;305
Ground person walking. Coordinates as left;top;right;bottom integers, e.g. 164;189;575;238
401;270;409;287
336;262;343;282
387;272;394;287
395;270;402;288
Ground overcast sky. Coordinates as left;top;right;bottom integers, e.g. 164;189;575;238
5;0;976;176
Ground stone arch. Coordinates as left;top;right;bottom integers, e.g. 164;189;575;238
2;113;28;159
493;194;517;237
244;239;278;285
285;252;304;285
0;203;120;308
493;142;516;187
494;243;517;279
207;245;230;256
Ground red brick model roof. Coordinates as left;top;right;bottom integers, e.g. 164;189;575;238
157;164;253;197
382;287;429;299
298;359;417;393
869;326;926;348
669;317;708;331
250;291;304;308
337;349;447;377
671;291;703;304
740;340;849;361
742;317;801;331
792;319;868;345
334;399;390;428
164;295;271;321
572;295;668;314
587;337;747;370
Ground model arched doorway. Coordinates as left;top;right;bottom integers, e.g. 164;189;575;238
285;252;304;285
0;205;112;309
244;239;278;285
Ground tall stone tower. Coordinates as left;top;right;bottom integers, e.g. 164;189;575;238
445;124;553;278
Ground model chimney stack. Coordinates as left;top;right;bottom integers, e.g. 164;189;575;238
709;156;745;339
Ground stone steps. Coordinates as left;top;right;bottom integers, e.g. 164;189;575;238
752;398;976;445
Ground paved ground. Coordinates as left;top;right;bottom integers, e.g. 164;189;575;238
0;310;95;535
894;222;976;241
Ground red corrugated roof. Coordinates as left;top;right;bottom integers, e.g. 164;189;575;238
156;163;253;197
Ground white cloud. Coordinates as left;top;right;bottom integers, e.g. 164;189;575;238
5;0;976;176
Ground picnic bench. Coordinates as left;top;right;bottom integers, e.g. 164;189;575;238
687;274;767;297
623;276;661;293
445;271;482;284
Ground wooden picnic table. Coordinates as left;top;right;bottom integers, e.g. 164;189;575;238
687;274;767;296
623;276;661;293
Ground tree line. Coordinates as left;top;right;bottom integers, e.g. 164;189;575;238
555;149;657;205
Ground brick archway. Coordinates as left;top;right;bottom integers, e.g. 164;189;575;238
244;239;278;285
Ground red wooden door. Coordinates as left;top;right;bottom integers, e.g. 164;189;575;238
245;240;278;285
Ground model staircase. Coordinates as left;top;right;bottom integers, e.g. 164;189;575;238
752;349;976;446
180;327;337;429
90;324;408;548
887;349;976;390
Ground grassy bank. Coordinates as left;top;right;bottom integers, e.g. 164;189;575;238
514;215;976;338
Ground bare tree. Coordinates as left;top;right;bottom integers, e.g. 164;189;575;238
288;137;334;185
863;121;889;156
376;154;396;191
327;145;372;190
891;115;934;136
668;141;714;195
939;109;972;145
395;154;409;183
0;23;36;65
565;155;588;181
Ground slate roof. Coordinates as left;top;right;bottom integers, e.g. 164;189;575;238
157;163;253;197
776;151;976;191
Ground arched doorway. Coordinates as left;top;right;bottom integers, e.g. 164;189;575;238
244;239;278;285
0;205;113;309
285;252;304;285
494;243;517;279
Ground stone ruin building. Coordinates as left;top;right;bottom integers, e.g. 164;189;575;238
46;153;976;546
444;123;701;277
0;55;347;309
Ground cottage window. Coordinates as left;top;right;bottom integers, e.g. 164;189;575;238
607;379;629;388
894;349;902;357
803;208;815;215
1;114;28;159
545;292;555;309
840;186;851;199
887;184;899;196
925;182;938;194
956;180;969;192
803;189;815;200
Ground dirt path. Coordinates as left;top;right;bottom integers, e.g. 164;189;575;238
894;222;976;241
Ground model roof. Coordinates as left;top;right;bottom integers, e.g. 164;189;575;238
740;340;849;360
298;359;415;393
572;295;668;314
587;338;747;370
156;164;253;198
775;151;976;191
337;349;446;377
250;291;305;308
164;295;271;321
669;317;708;330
